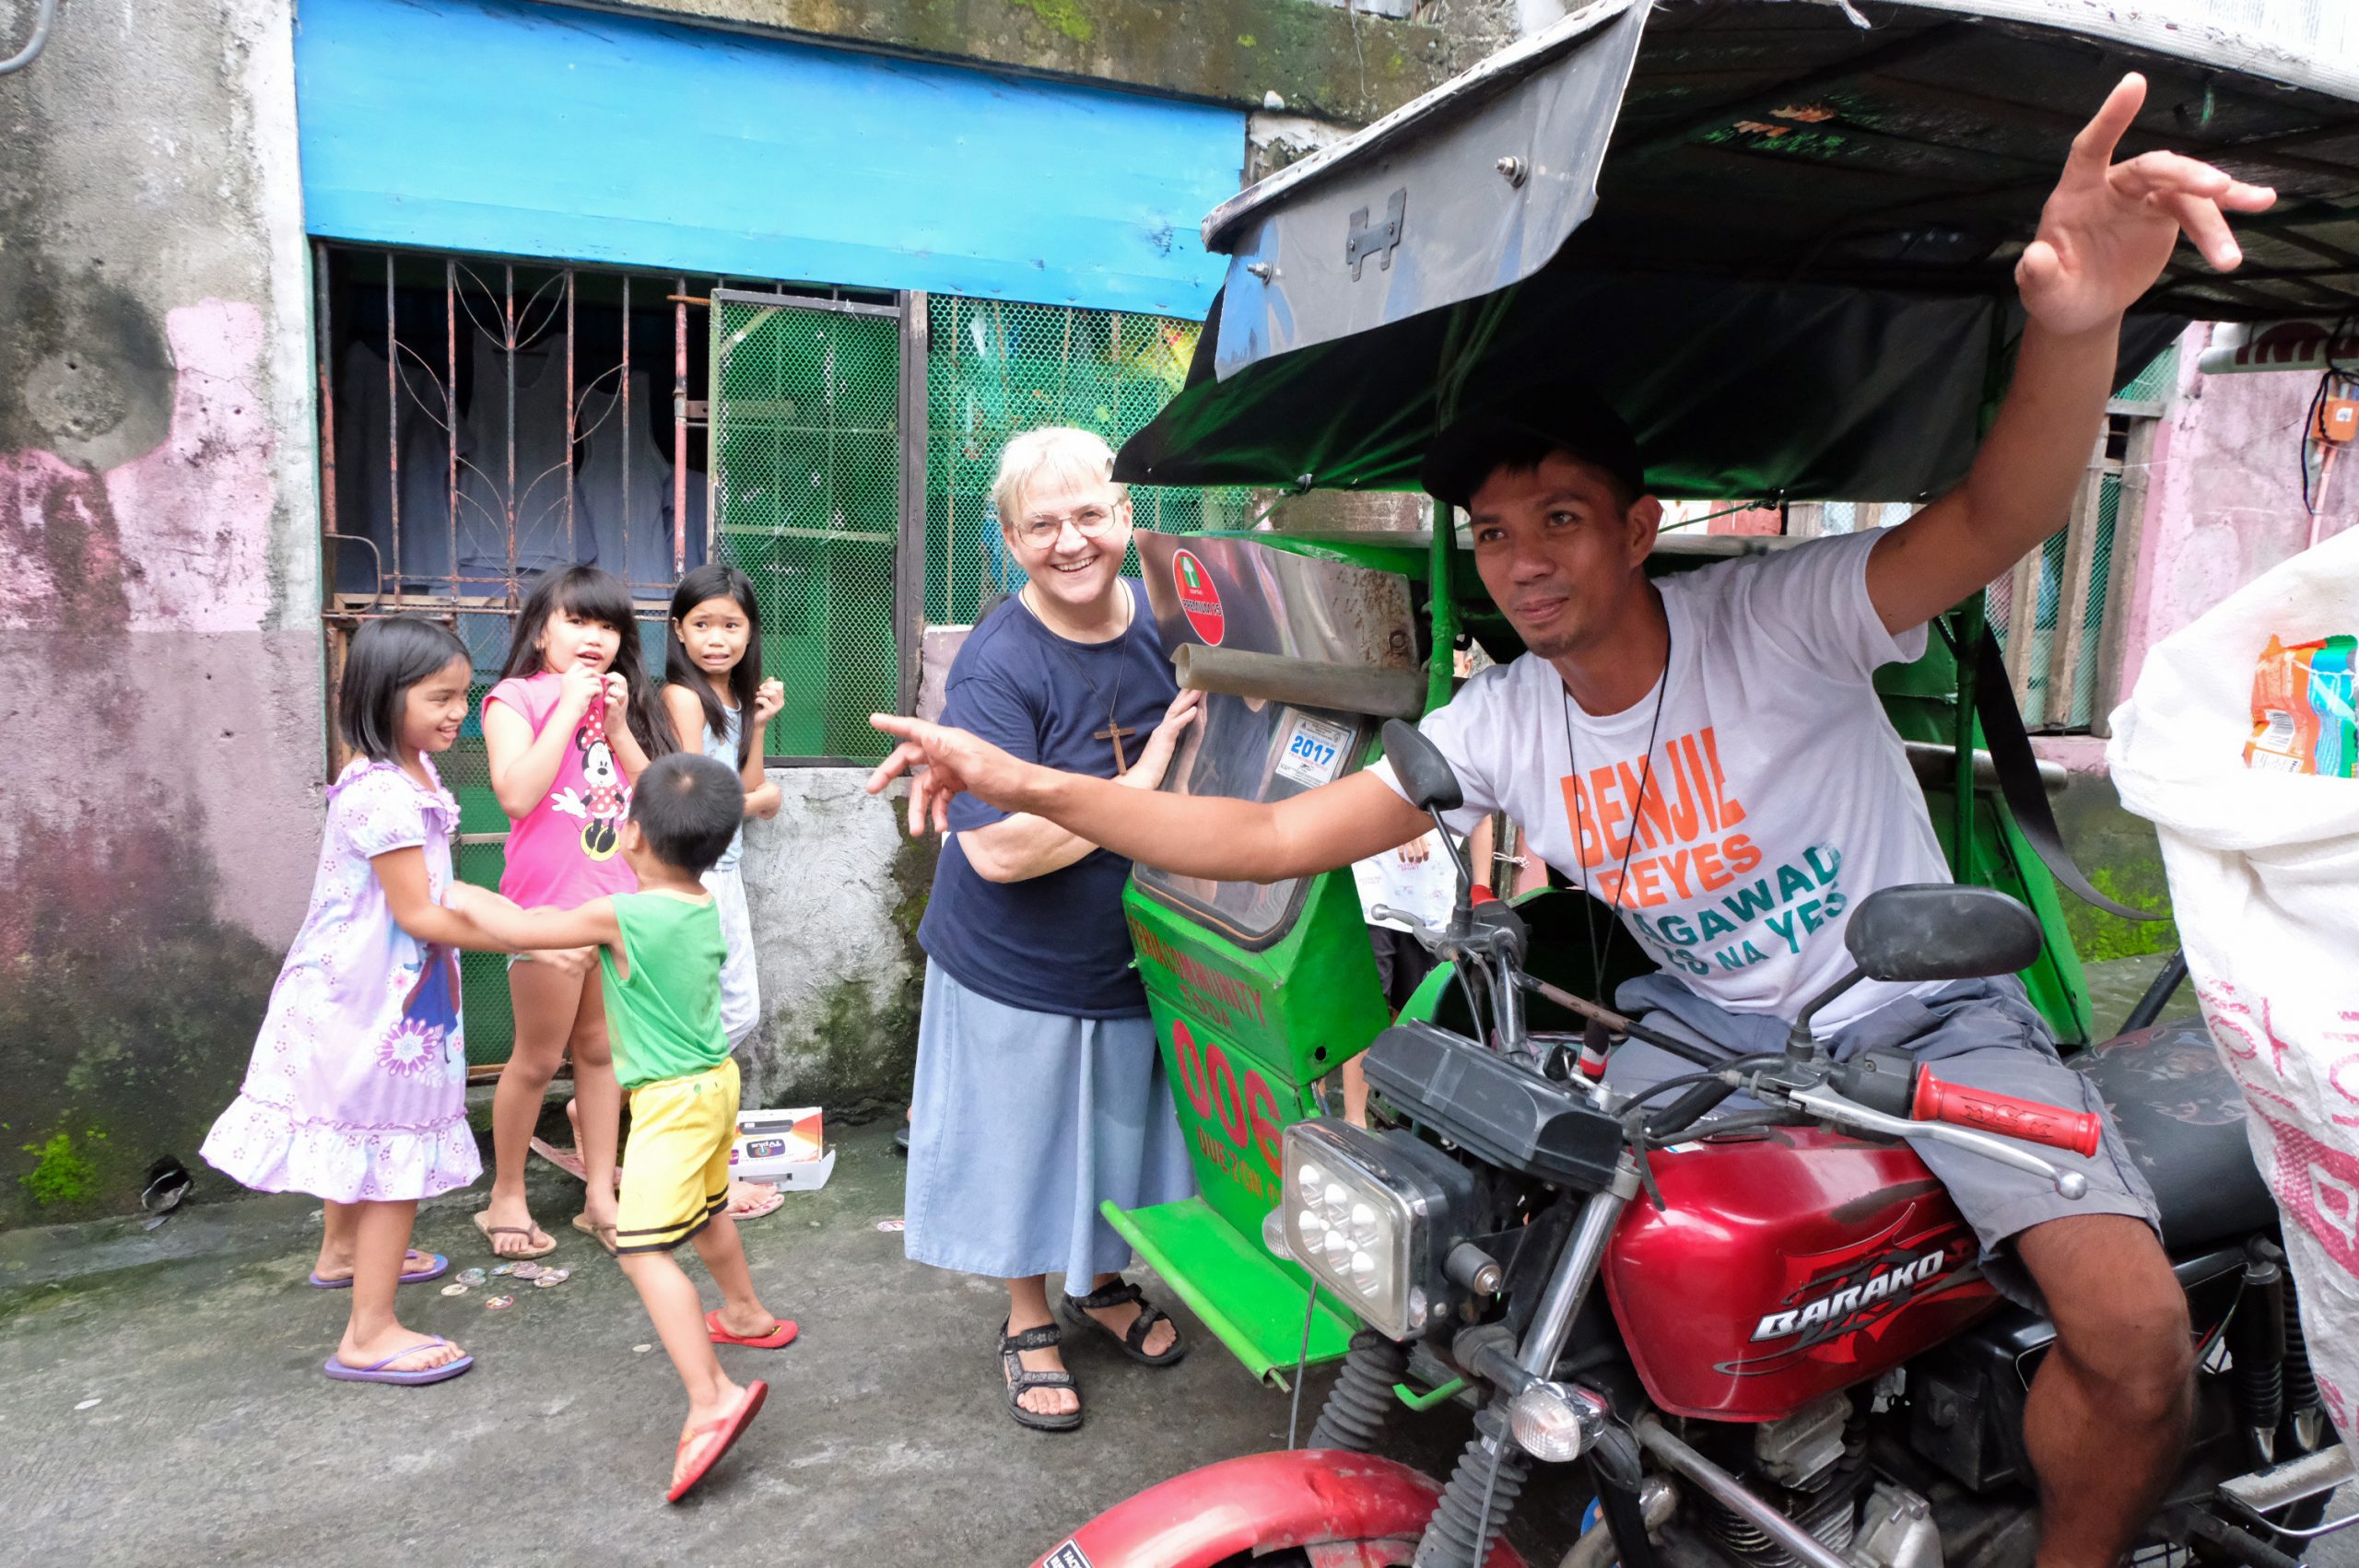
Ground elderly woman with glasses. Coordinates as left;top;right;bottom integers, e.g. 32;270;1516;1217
903;427;1204;1431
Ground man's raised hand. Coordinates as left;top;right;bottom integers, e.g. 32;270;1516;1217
2019;73;2275;336
867;713;1034;837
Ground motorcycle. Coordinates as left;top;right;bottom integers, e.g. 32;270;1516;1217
1030;2;2359;1563
1039;722;2347;1568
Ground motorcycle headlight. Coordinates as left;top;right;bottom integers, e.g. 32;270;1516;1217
1280;1118;1473;1340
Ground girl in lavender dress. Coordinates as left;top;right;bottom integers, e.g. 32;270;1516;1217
202;617;581;1386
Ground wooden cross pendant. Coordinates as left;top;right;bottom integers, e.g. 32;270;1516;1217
1097;720;1138;771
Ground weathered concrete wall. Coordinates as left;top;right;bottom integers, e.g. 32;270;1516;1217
0;0;322;1226
569;0;1503;123
734;771;935;1113
2114;329;2359;711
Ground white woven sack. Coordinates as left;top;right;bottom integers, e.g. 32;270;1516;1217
2108;524;2359;1444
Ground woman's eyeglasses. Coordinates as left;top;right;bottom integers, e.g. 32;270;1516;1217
1016;505;1121;547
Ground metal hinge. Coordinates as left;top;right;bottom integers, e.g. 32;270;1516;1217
1346;189;1407;280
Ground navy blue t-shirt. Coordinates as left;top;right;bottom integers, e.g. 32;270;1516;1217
918;580;1176;1019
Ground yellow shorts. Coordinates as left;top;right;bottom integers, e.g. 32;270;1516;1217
615;1059;738;1255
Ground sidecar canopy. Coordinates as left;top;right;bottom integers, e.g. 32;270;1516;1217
1119;0;2359;502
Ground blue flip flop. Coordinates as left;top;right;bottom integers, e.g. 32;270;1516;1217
323;1338;474;1386
309;1251;448;1290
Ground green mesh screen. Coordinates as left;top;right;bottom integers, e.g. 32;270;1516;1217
2019;526;2071;728
924;297;1250;625
710;297;901;762
2067;474;2120;729
2113;345;2178;405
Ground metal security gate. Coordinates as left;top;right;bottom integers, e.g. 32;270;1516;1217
709;288;919;765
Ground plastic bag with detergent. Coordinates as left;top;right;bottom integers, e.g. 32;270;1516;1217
2245;634;2358;776
2110;525;2359;1445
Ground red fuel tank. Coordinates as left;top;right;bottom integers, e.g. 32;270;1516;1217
1601;1128;2002;1422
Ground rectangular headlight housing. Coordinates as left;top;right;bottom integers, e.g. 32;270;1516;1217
1280;1118;1473;1340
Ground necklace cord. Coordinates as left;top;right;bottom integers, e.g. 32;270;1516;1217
1565;618;1673;1007
1021;581;1136;769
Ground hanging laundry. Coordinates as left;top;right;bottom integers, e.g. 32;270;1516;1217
455;331;589;589
576;371;675;594
334;339;461;594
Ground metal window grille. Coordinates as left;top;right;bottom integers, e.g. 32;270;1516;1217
923;296;1250;626
315;257;1247;1058
708;288;907;764
313;244;715;1069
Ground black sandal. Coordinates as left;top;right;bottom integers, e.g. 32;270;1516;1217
1000;1319;1083;1433
1059;1279;1188;1367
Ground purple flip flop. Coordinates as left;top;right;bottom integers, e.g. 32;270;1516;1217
308;1251;449;1290
323;1338;475;1386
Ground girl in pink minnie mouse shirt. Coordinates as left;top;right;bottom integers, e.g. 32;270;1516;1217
476;565;673;1259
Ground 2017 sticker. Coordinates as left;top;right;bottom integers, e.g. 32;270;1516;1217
1273;712;1354;790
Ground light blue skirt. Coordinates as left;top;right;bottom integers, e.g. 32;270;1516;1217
904;962;1196;1282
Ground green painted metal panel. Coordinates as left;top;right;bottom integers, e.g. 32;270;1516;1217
1123;866;1393;1247
1102;1198;1357;1386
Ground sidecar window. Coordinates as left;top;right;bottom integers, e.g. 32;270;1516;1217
1132;693;1368;949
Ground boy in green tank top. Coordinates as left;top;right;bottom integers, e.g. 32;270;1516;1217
451;752;795;1503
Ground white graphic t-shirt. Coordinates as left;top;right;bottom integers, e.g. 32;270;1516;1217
1375;530;1951;1034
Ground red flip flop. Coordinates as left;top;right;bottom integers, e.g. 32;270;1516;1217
706;1309;798;1349
666;1380;768;1503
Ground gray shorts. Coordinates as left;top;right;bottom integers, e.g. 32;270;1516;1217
1607;974;2162;1312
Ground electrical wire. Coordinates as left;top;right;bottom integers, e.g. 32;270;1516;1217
2299;311;2359;517
1471;1427;1508;1568
0;0;57;76
1564;621;1673;1027
1286;1281;1319;1448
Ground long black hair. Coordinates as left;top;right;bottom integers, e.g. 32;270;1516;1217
499;565;674;762
665;564;764;767
340;615;470;764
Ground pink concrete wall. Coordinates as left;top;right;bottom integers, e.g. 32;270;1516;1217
1;299;322;946
1;299;323;1226
2114;326;2359;712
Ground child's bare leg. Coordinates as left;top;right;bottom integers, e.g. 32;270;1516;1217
569;969;622;1232
486;959;576;1253
1341;1055;1370;1128
315;1199;439;1283
688;1213;779;1339
618;1248;746;1482
315;1196;361;1277
335;1200;464;1372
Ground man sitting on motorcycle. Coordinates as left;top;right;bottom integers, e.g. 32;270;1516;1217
870;76;2273;1568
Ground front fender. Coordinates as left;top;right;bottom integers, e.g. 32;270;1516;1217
1030;1448;1530;1568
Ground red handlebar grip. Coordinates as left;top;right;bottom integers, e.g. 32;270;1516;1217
1911;1071;2103;1157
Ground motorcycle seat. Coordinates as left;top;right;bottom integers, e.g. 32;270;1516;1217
2071;1018;2277;1254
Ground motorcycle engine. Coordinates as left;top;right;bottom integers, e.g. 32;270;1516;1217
1681;1394;1873;1568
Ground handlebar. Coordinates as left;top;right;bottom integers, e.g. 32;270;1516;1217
1911;1071;2104;1157
1782;1083;2089;1199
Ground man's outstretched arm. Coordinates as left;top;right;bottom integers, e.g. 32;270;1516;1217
867;712;1433;883
1867;74;2273;635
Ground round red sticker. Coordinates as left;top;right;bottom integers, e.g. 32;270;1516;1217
1172;549;1226;645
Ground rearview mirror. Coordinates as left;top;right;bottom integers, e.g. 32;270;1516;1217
1380;719;1462;814
1844;884;2043;983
